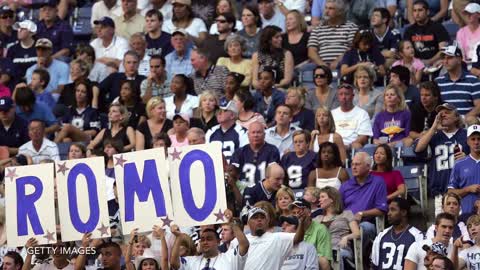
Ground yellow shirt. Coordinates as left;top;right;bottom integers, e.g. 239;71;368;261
216;57;252;87
114;13;146;40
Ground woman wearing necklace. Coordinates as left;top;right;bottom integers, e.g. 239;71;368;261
315;186;360;270
170;219;249;270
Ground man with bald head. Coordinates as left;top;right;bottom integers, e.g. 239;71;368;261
231;121;280;189
339;152;388;254
243;163;284;207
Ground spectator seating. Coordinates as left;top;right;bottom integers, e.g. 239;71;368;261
396;164;427;212
57;142;73;160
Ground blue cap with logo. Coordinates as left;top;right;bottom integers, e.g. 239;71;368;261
0;97;13;111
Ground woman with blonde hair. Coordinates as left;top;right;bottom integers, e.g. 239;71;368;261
282;10;310;67
87;103;135;152
285;87;315;131
310;106;347;163
192;91;218;131
136;97;173;150
353;65;384;119
275;186;295;217
315;186;360;270
372;84;411;146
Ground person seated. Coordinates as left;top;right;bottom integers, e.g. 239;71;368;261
234;90;266;130
308;142;349;190
315;186;360;270
243;163;285;207
305;65;338;111
19;119;60;164
392;40;424;85
216;35;252;88
161;0;207;44
136;97;173;150
0;97;29;156
221;72;244;104
280;130;316;190
265;104;299;157
310;107;347;162
339;30;386;86
285;87;315;131
90;17;129;70
408;81;441;143
209;0;243;35
252;26;294;89
275;186;295;217
164;74;199;120
200;12;236;63
372;84;411;146
370;8;401;68
332;84;372;149
352;66;383;119
371;144;406;201
87;103;135;153
252;69;286;126
170;113;190;147
54;81;101;143
192;91;219;132
190;47;229;97
112;80;147;128
388;65;420;109
28;69;55;108
282;10;310;67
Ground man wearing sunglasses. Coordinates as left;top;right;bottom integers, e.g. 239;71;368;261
331;83;373;149
0;5;16;51
200;12;236;63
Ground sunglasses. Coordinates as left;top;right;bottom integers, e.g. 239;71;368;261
216;19;227;23
0;14;13;19
338;83;354;90
314;74;327;79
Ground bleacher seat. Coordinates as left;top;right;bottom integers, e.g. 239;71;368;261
396;164;427;211
443;21;460;41
294;63;317;89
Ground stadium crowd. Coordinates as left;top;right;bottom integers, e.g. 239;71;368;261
1;0;480;268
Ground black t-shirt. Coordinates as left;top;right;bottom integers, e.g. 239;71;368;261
58;79;98;108
145;32;173;57
410;103;437;133
0;116;29;148
6;41;37;77
403;20;450;60
124;101;146;128
201;34;228;64
282;32;310;66
137;119;173;149
372;27;401;52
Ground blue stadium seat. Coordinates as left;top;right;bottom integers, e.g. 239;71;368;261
443;21;460;41
294;63;317;89
395;164;427;211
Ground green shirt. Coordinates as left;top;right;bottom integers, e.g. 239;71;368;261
304;220;333;260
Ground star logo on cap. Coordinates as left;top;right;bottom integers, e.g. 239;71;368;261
56;162;69;176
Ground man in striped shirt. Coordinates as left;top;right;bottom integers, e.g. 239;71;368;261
435;44;480;125
307;0;358;70
448;124;480;215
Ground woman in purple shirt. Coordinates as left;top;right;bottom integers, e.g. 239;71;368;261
373;84;411;147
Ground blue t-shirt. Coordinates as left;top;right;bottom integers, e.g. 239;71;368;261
291;108;315;131
435;71;480;116
243;180;276;207
61;106;101;132
372;27;401;52
26;60;70;93
16;101;57;127
415;128;469;196
145;32;173;57
339;48;386;84
280;150;316;189
231;143;280;187
448;155;480;214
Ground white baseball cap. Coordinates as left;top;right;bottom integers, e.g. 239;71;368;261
467;125;480;137
13;20;37;34
464;3;480;13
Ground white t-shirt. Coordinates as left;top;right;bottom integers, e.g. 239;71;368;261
261;9;286;32
90;35;129;61
332;106;373;146
32;263;74;270
281;241;319;270
162;18;207;38
140;2;173;22
179;246;247;270
282;0;307;14
425;223;471;243
91;0;122;26
164;94;199;120
459;245;480;270
244;232;295;270
405;239;453;270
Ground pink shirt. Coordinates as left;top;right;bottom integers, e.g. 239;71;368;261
169;134;189;148
392;58;425;84
371;170;405;195
457;25;480;61
0;84;11;98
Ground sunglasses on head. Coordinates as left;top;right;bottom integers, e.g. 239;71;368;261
338;83;354;90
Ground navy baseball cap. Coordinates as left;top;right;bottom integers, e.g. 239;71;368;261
288;198;312;210
279;215;299;226
93;16;115;28
0;5;14;15
39;0;58;8
0;97;13;111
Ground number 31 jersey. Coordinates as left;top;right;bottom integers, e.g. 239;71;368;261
371;225;424;270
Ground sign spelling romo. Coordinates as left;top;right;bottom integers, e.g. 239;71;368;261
5;142;228;246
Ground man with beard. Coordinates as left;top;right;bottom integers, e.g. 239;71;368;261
371;198;424;270
404;213;455;270
243;207;306;269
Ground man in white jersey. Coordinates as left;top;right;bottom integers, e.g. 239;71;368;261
404;212;455;270
244;207;306;270
280;215;319;270
170;218;249;270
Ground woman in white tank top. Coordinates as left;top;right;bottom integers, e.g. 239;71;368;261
308;142;350;190
310;106;348;164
